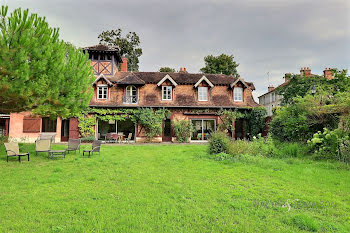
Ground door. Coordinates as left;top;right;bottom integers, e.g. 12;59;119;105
61;119;70;142
162;119;172;142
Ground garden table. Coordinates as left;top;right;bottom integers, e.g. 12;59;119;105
48;150;66;159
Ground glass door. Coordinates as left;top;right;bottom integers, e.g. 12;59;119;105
191;119;215;141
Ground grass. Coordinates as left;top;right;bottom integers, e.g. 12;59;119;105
0;143;349;232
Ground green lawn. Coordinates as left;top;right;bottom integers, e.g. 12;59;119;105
0;144;349;232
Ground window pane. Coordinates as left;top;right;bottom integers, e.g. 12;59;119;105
42;117;57;132
198;87;208;101
234;87;243;101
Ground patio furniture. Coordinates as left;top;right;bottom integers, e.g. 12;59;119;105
4;142;30;162
48;150;66;159
117;132;124;143
197;133;202;140
35;139;51;156
38;132;56;143
105;133;115;143
124;133;133;143
83;140;102;157
66;139;81;154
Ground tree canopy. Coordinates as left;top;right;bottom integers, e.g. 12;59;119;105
200;54;239;76
159;67;175;72
270;69;350;142
0;6;94;117
98;28;142;71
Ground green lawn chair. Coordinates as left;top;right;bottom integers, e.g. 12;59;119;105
4;142;30;162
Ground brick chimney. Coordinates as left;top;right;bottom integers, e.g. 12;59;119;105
300;67;311;77
183;67;187;72
268;85;275;92
120;57;128;72
179;67;183;72
323;67;334;80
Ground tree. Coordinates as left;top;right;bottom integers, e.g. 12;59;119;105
159;67;175;72
200;54;239;76
98;28;142;71
0;6;94;117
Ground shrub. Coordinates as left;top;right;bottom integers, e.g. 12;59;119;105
174;120;192;143
81;136;96;143
208;132;231;154
270;105;310;142
308;128;350;163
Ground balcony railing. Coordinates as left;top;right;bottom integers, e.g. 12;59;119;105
123;95;138;104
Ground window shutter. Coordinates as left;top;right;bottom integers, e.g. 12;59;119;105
23;118;41;133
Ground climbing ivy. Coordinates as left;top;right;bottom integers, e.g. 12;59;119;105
77;108;169;141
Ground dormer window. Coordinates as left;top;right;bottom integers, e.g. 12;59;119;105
234;87;243;102
162;86;172;100
124;85;138;104
198;86;208;101
97;85;108;100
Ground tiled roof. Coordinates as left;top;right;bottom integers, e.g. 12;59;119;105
106;72;256;89
82;44;120;52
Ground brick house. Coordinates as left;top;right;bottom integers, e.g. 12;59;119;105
4;45;260;142
258;67;334;116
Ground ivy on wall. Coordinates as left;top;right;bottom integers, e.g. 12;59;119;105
77;108;170;141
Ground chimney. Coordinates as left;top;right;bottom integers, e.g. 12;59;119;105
323;67;334;80
183;67;187;72
268;85;275;92
300;67;311;77
179;67;183;72
120;57;128;72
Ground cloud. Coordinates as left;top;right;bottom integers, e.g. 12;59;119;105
2;0;350;100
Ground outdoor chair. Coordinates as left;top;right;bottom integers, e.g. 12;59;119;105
105;133;115;143
83;140;102;157
38;133;56;143
124;133;133;143
35;139;51;156
4;142;30;162
66;138;81;154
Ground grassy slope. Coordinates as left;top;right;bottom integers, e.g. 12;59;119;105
0;144;349;232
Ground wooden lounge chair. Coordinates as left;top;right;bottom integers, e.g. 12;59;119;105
124;133;133;143
66;139;81;154
4;142;30;162
35;139;51;156
83;140;102;157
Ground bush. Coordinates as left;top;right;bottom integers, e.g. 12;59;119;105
308;128;350;163
174;120;192;143
208;132;231;154
270;105;310;142
81;136;96;143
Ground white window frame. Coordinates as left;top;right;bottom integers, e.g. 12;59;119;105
162;86;172;100
234;87;243;102
198;86;208;101
97;85;108;100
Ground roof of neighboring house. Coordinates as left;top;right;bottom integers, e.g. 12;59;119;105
258;80;290;98
103;72;256;90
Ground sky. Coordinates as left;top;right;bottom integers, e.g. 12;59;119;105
2;0;350;100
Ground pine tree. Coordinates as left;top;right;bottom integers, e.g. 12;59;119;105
0;6;94;117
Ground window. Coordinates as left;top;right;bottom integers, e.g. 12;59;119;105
97;85;108;100
162;86;172;100
198;87;208;101
234;87;243;102
191;119;215;140
42;117;57;132
124;85;138;104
